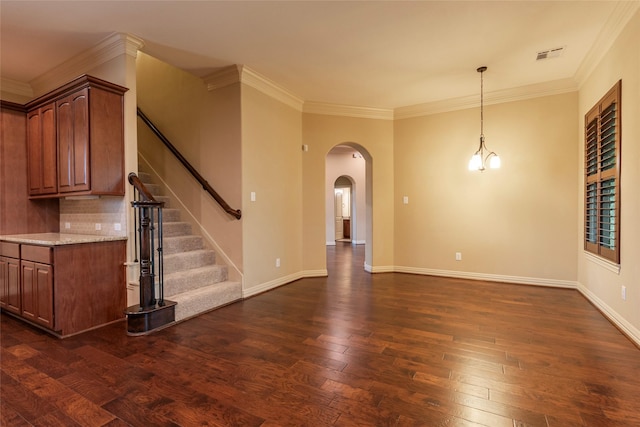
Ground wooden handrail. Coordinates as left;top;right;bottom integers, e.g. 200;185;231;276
128;172;163;205
136;108;242;220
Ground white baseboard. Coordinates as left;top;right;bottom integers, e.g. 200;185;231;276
242;269;327;299
365;263;395;273
303;269;328;278
577;282;640;347
394;266;577;288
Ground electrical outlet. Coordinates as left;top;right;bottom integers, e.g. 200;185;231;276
403;196;409;204
64;222;71;229
455;252;462;261
95;223;101;231
622;286;626;301
114;223;121;231
276;258;281;268
251;192;256;202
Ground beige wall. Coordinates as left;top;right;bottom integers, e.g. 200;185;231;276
577;9;640;341
0;91;31;104
136;53;243;280
302;114;395;272
394;92;579;283
241;85;303;293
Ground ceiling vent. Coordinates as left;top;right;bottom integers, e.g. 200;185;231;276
536;46;565;61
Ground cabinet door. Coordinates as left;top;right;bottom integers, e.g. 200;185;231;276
0;256;6;309
26;104;57;195
57;89;90;193
21;261;53;328
2;257;21;314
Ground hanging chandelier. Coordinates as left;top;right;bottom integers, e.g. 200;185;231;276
468;66;501;171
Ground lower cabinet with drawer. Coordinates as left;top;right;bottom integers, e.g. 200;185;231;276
0;240;125;337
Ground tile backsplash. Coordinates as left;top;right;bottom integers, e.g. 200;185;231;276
59;196;127;236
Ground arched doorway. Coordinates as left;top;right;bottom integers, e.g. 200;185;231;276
325;143;372;270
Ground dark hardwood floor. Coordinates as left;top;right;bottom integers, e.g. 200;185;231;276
2;242;640;426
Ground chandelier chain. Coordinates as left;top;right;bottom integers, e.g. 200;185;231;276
480;68;484;138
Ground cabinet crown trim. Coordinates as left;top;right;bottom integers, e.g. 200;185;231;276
25;75;128;110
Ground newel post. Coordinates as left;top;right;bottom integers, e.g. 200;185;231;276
125;172;176;336
138;206;155;310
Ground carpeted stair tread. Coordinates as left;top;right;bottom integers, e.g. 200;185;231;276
171;281;242;322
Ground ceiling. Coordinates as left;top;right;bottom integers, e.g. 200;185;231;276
1;1;637;109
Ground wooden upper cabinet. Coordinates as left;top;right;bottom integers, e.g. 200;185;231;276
26;103;58;195
57;89;90;193
25;75;128;198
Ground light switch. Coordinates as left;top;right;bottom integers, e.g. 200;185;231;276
403;196;409;204
250;192;256;202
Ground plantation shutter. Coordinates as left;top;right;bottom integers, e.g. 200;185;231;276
584;81;621;264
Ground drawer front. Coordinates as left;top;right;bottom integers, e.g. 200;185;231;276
21;244;53;264
0;241;20;258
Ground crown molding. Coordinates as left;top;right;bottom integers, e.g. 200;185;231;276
303;101;394;120
30;32;144;97
394;77;578;119
205;65;304;111
203;65;242;90
0;78;34;99
574;1;640;86
240;66;304;111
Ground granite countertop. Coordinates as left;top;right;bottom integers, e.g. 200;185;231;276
0;233;127;246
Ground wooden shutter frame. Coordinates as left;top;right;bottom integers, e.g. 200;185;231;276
583;80;621;264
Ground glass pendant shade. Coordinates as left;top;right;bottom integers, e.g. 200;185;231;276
468;153;482;171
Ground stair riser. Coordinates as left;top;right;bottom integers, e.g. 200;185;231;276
137;172;153;182
150;209;181;223
162;222;193;237
163;266;228;297
162;236;204;255
163;251;216;273
154;196;171;207
140;210;181;223
142;183;161;195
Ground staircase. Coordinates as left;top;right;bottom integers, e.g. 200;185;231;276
135;170;242;323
